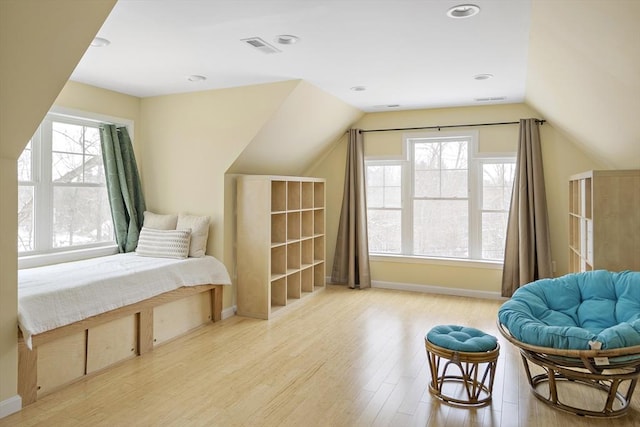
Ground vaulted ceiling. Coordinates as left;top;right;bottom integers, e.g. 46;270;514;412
525;0;640;169
69;0;639;169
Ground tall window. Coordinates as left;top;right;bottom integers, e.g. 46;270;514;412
365;132;515;262
366;163;402;253
479;160;515;260
18;114;114;254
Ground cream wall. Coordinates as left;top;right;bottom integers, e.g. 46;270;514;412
0;0;115;409
526;0;640;170
0;160;18;405
308;103;605;294
139;81;299;309
54;81;142;139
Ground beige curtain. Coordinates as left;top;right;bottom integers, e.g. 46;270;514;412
501;119;553;297
331;129;371;289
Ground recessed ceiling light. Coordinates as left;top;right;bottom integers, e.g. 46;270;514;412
90;37;110;47
447;4;480;19
275;34;299;45
187;75;207;82
473;73;494;80
350;86;367;92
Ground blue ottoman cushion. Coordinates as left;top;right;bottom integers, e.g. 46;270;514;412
427;325;498;352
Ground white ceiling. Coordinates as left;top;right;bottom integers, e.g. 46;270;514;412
71;0;532;112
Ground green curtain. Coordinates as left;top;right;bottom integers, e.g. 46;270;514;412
100;125;146;252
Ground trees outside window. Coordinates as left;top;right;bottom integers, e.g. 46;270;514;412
18;115;114;254
365;132;514;262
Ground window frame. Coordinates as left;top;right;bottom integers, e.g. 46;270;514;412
365;130;515;265
18;107;134;269
475;156;517;261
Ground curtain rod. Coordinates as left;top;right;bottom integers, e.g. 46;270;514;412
359;119;546;133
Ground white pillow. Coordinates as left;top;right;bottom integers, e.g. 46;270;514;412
176;213;210;257
143;211;178;230
136;227;191;259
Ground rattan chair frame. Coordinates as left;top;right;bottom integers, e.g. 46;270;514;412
498;321;640;418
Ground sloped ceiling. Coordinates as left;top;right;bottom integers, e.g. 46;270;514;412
0;0;117;159
227;80;363;175
526;0;640;169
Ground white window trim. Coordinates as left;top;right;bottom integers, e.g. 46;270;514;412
366;130;515;265
49;106;134;138
18;107;134;269
475;156;516;261
370;253;504;270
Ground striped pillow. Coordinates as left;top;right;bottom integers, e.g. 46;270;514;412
136;227;191;259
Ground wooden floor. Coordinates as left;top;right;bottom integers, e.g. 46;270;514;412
1;285;638;426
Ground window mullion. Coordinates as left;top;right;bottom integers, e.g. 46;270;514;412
402;150;413;255
469;155;481;259
35;120;54;252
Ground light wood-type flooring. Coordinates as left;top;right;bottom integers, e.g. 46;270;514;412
1;285;638;426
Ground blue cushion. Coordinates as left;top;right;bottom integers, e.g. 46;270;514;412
426;325;498;352
498;270;640;350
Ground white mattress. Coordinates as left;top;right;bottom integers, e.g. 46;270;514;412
18;253;232;349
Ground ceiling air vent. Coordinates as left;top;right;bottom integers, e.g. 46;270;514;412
475;96;506;102
241;37;281;54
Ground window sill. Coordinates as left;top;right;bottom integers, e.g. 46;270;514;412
369;254;503;270
19;245;119;269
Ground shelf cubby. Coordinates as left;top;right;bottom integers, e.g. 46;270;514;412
302;182;313;209
314;182;324;208
313;209;324;235
313;262;325;288
271;277;287;307
313;236;324;262
271;181;286;212
301;238;313;266
271;246;286;277
301;210;313;238
287;181;301;210
287;211;301;241
287;271;301;299
301;267;314;293
271;213;286;245
287;241;301;271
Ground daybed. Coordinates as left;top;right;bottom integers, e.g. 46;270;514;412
18;252;232;405
498;270;640;417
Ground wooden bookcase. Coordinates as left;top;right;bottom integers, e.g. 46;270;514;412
236;175;326;319
568;170;640;272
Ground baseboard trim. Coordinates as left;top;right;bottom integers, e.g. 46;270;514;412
371;280;506;300
221;305;236;320
0;395;22;419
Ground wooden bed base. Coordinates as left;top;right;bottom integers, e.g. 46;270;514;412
18;284;223;406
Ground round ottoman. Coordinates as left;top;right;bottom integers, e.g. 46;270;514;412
425;325;500;408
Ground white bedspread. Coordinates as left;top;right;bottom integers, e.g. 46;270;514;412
18;253;232;349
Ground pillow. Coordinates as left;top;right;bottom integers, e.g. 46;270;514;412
176;213;210;257
136;227;191;259
143;211;178;230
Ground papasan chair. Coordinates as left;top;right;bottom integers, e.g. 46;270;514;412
498;270;640;418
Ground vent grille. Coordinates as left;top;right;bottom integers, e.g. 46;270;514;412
475;96;506;102
241;37;281;54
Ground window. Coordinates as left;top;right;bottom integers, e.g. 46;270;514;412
365;132;515;262
18;114;115;255
366;163;402;253
479;160;515;260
